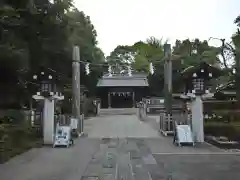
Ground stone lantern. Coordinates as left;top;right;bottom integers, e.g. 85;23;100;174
181;62;222;142
32;67;63;98
32;67;64;145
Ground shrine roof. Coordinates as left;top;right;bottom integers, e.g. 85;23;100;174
216;80;235;92
181;62;223;79
97;73;149;87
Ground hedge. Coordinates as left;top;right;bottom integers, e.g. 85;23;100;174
204;122;240;141
0;124;42;163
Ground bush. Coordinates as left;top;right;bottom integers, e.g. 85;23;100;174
0;110;25;124
0;123;42;163
204;122;240;141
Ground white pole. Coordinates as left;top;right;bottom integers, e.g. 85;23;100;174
43;98;55;145
191;96;204;142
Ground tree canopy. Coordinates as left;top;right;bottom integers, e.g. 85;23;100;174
1;1;240;107
0;0;104;108
106;36;223;95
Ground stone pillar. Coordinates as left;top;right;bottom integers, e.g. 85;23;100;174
97;103;100;114
132;91;135;108
164;44;172;116
108;92;111;108
31;110;35;126
43;98;55;145
191;96;204;143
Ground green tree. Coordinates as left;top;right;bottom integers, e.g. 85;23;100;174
0;0;104;108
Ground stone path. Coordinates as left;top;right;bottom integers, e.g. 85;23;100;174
1;114;240;180
82;138;240;180
84;114;159;138
0;138;101;180
81;138;162;180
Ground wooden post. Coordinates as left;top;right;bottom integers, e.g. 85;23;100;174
164;44;172;116
72;46;82;134
132;91;135;108
108;92;111;108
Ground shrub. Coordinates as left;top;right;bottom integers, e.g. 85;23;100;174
0;123;42;163
204;122;240;141
0;110;25;124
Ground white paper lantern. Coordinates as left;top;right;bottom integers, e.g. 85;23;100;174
149;63;154;75
85;63;90;75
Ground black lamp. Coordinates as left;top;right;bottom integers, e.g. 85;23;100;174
182;62;221;96
32;67;61;98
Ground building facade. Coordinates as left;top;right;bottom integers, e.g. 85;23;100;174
97;73;149;108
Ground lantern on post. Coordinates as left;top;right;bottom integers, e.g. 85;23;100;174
181;62;222;143
32;67;64;145
32;67;63;98
182;62;221;96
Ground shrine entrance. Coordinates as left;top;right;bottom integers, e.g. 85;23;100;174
110;91;134;108
96;73;149;109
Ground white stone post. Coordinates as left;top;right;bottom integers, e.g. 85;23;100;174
33;94;64;145
43;98;55;145
191;96;204;143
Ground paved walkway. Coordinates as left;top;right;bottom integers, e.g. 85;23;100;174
0;138;100;180
1;113;240;180
84;114;159;138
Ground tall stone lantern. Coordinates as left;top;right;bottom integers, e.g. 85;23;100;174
181;62;222;142
32;67;64;145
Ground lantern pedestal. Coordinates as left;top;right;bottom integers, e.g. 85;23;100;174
191;96;204;143
182;92;214;143
181;62;222;143
43;98;55;145
33;94;64;145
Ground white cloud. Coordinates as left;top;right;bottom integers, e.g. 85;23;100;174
75;0;239;55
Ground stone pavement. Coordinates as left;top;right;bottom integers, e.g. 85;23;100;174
1;114;240;180
82;138;240;180
84;114;159;138
0;138;100;180
82;138;161;180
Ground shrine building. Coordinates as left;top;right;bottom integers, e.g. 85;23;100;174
96;73;149;108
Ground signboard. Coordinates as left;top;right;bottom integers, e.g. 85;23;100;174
70;118;78;129
53;125;72;148
175;125;194;146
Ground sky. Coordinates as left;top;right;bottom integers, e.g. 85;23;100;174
75;0;240;56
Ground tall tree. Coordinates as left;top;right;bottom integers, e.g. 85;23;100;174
0;0;104;108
